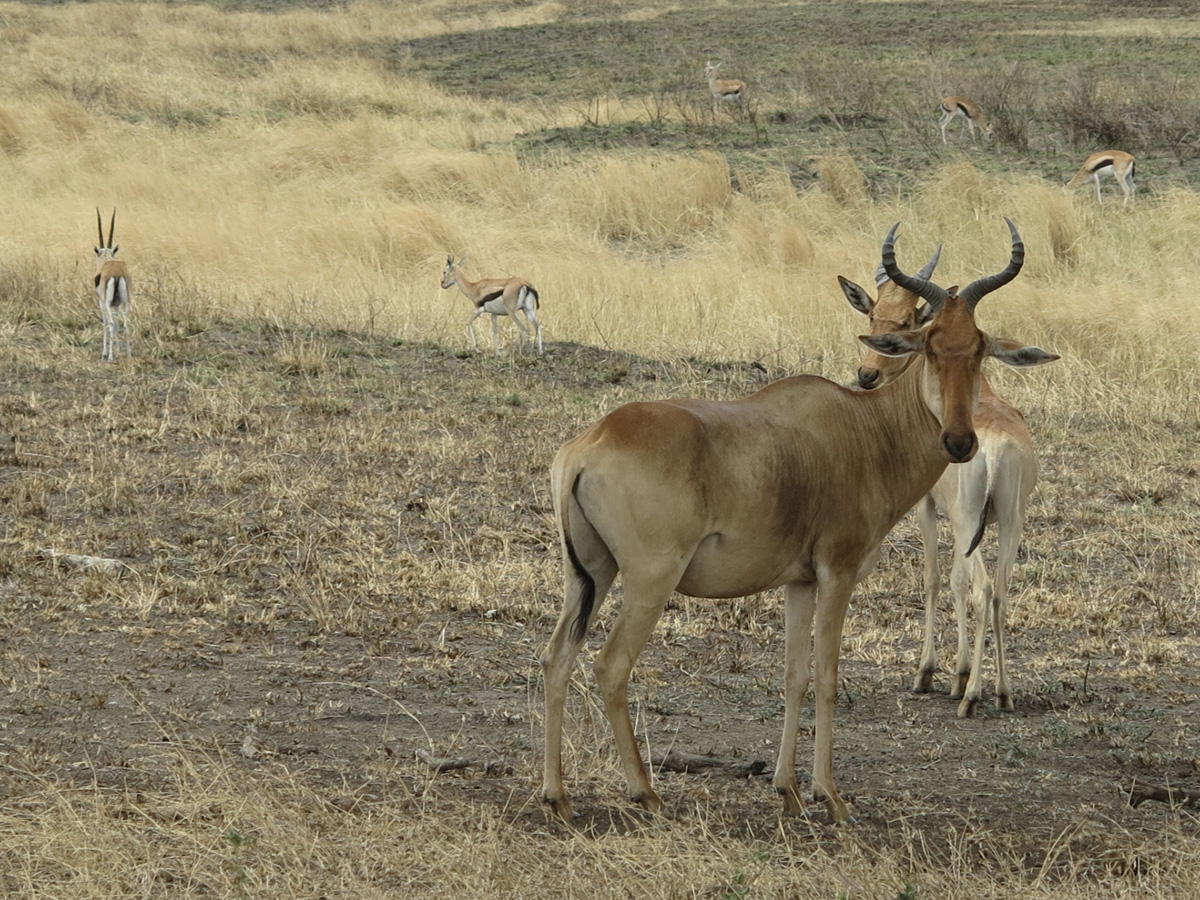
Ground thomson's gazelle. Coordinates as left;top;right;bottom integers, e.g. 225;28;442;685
440;255;543;355
94;208;132;361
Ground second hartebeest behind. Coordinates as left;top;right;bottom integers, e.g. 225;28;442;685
839;243;1054;717
541;219;1058;823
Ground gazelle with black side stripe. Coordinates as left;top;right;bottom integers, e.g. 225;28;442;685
939;96;992;144
440;255;542;355
704;60;746;116
1067;150;1136;206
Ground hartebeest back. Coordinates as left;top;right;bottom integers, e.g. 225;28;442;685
541;219;1058;822
840;243;1056;717
440;255;542;355
94;208;132;362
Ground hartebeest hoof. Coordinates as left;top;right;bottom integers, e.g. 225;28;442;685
632;789;664;814
911;669;936;693
543;793;576;823
997;693;1015;712
951;671;970;698
957;695;980;718
778;786;806;818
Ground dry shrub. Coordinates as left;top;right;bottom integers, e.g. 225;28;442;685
816;154;868;207
560;152;731;248
1050;70;1140;151
0;105;25;154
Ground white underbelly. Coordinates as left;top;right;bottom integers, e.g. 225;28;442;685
481;298;509;315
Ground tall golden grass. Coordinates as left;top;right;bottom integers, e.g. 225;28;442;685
2;0;1197;386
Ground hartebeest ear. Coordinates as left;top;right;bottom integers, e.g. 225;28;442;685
914;303;936;327
838;276;874;316
859;330;925;358
986;335;1060;368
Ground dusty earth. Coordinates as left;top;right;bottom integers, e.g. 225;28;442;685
1;320;1198;879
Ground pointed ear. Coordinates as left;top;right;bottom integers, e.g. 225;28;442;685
914;303;936;327
838;276;874;316
859;330;925;358
986;335;1060;368
112;245;118;255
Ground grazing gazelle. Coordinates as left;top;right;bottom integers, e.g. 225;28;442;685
541;219;1057;822
1067;150;1136;206
839;243;1055;718
440;255;542;355
938;96;992;144
94;208;132;361
704;60;746;116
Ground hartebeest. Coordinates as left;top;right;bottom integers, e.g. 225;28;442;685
839;243;1054;717
94;208;132;361
541;219;1057;822
440;255;542;355
1067;150;1136;206
704;60;746;116
939;96;992;144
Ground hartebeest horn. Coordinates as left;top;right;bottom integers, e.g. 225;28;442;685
881;223;949;312
958;216;1023;312
875;242;942;289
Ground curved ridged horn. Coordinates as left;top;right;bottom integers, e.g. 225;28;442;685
958;216;1023;312
881;223;949;312
875;243;940;288
107;209;117;249
96;208;105;247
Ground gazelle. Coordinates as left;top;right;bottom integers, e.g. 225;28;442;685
939;96;992;144
541;219;1057;822
94;208;132;361
839;244;1054;718
1067;150;1136;206
440;255;542;355
704;60;746;116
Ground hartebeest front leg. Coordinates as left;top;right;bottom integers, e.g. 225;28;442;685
773;581;816;815
810;569;856;823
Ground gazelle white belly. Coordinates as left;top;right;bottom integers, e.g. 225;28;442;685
481;297;509;315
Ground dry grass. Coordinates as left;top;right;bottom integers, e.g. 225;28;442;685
1;1;1200;897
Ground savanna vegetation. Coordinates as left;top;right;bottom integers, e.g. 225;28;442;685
0;1;1198;897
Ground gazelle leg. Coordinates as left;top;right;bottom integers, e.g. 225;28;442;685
773;581;816;816
913;494;940;692
491;313;501;354
467;308;484;352
524;307;543;355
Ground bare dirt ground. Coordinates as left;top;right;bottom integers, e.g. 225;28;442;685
1;315;1199;891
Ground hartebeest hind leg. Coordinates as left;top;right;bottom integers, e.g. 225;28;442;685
593;566;687;813
541;555;618;821
772;582;816;815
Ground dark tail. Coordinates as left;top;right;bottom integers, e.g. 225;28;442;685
966;494;992;558
566;472;595;642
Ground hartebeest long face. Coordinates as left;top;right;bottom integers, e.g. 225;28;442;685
859;218;1055;464
839;245;942;389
